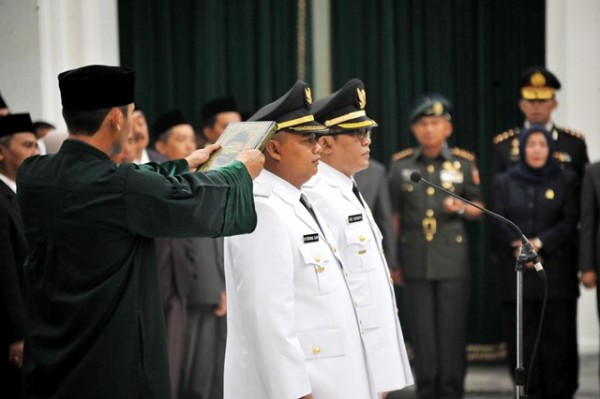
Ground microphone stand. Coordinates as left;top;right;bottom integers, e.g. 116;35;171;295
409;172;546;399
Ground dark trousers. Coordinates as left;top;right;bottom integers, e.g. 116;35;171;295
405;280;470;399
502;300;578;399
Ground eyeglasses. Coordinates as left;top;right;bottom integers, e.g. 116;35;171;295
326;128;372;140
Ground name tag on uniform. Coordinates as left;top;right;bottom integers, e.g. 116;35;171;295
303;234;319;243
348;214;363;223
440;169;464;184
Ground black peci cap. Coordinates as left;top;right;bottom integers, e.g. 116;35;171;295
248;81;328;133
58;65;135;111
151;109;189;140
0;113;34;139
311;78;377;131
409;93;452;123
519;67;561;100
201;96;239;121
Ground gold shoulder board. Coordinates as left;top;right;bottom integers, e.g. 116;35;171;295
392;148;415;162
492;128;518;145
561;127;586;140
451;147;476;162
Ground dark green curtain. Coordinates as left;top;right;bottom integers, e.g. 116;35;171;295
330;0;545;354
118;0;312;132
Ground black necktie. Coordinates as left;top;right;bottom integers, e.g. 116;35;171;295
352;182;365;208
300;194;324;234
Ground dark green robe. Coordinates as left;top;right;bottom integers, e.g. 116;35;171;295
16;139;256;399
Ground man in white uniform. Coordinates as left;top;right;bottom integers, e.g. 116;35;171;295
304;79;413;397
224;81;377;399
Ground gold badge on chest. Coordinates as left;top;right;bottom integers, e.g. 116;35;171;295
545;189;555;200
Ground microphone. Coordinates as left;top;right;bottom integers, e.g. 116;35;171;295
409;171;546;279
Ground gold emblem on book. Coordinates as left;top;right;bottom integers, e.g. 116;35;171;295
357;88;367;109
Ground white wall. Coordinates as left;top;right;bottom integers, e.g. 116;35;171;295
547;0;600;354
0;0;119;131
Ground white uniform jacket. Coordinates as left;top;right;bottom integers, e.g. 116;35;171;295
224;170;377;399
304;162;414;393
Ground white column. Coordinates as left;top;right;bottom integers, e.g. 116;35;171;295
311;0;332;98
547;0;600;354
37;0;120;131
0;0;119;131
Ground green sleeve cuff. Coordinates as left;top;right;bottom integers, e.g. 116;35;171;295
136;159;189;177
215;161;257;236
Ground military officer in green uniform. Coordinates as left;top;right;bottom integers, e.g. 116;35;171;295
16;65;264;399
390;94;483;399
492;67;588;178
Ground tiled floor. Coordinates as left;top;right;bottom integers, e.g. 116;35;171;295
388;353;598;398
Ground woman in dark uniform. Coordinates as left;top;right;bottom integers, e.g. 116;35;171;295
492;125;580;399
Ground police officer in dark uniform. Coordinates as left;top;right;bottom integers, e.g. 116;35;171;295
390;94;483;399
492;66;589;178
491;125;580;399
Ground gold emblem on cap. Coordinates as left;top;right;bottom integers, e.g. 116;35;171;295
530;71;546;87
357;88;367;109
305;87;312;105
432;101;443;116
545;189;555;200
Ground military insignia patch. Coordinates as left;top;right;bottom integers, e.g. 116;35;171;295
531;71;546;87
304;87;313;106
432;101;443;116
356;88;367;109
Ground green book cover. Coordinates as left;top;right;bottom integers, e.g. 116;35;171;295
199;121;277;172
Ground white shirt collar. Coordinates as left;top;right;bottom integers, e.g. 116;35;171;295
0;173;17;193
524;120;554;133
135;149;151;164
318;161;354;192
257;169;303;203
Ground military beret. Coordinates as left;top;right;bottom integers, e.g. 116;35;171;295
201;96;239;121
152;109;189;140
0;113;34;139
519;67;561;100
409;93;452;123
58;65;135;111
311;78;377;131
248;81;328;133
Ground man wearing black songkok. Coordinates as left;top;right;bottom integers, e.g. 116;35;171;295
17;65;264;399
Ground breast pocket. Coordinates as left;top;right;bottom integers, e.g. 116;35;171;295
344;227;377;272
298;243;337;296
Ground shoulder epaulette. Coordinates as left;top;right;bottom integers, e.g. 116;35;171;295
392;148;414;162
451;147;476;162
492;128;519;145
560;127;586;140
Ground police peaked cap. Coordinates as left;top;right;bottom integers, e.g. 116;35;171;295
248;81;328;133
409;93;453;123
311;78;377;131
0;113;34;139
58;65;135;111
519;67;561;100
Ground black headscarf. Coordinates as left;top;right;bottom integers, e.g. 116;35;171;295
509;125;562;184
